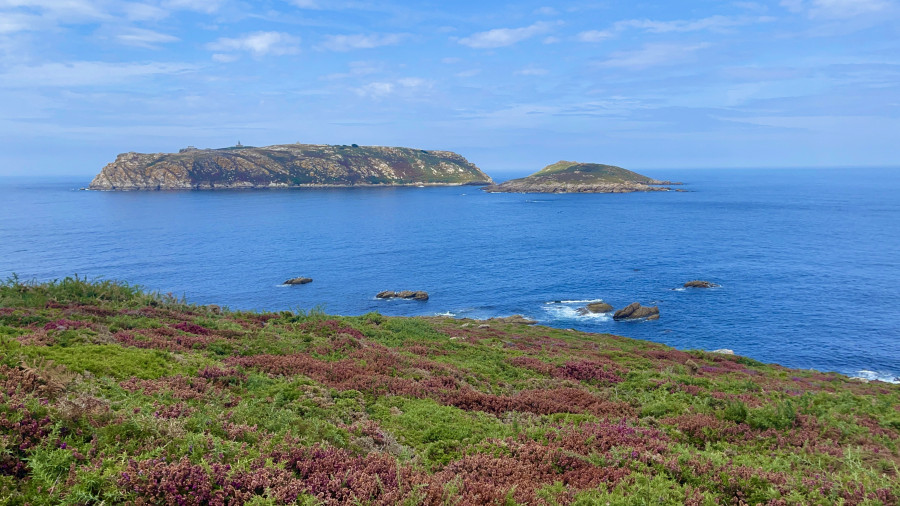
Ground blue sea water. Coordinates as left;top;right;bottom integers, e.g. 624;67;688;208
1;168;898;382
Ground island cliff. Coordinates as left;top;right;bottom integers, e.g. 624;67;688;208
88;144;493;190
483;161;679;193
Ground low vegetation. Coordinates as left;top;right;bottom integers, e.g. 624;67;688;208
1;276;898;504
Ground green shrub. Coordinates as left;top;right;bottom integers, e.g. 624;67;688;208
23;345;177;379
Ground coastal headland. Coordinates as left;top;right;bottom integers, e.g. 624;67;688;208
1;276;897;504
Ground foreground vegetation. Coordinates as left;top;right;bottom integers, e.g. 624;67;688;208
1;276;898;505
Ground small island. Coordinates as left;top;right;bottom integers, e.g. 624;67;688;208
482;161;680;193
88;143;493;190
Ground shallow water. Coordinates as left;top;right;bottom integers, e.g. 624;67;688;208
1;168;898;381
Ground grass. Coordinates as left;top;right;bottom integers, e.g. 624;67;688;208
0;276;898;505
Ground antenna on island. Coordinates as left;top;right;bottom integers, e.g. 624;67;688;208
236;141;242;147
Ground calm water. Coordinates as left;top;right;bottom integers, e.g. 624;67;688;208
1;169;898;382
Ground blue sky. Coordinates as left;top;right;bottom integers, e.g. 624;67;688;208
1;0;898;176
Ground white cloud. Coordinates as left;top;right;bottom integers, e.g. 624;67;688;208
596;43;710;69
543;36;561;44
162;0;224;14
0;0;110;21
356;81;394;98
211;53;238;62
0;12;42;33
516;66;549;76
455;69;481;77
733;1;770;12
323;60;382;79
577;30;613;42
458;21;559;49
354;77;430;98
122;2;170;21
534;6;558;16
781;0;892;17
207;31;300;57
614;15;774;33
318;33;406;52
115;27;179;48
289;0;320;8
0;61;196;87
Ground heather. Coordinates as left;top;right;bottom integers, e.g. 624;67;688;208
1;277;898;505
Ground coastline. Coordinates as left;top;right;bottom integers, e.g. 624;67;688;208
1;276;897;504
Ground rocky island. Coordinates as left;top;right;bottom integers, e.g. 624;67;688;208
482;161;679;193
88;143;493;190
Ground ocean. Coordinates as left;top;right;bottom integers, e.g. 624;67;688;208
1;168;898;382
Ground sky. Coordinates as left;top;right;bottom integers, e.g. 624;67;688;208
1;0;898;177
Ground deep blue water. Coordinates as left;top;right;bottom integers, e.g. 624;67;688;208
1;169;898;382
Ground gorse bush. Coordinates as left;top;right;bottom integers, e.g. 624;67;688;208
1;278;898;504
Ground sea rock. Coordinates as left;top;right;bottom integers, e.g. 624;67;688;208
711;349;735;355
284;277;312;285
613;302;660;321
483;161;680;194
577;301;613;314
376;290;429;301
684;280;719;288
89;143;493;191
487;315;537;325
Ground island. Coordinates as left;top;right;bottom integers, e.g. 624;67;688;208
87;143;493;190
482;161;680;193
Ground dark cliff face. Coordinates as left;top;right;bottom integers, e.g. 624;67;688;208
88;144;494;190
482;161;678;194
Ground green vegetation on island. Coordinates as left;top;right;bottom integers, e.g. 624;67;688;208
88;144;494;190
484;161;680;193
1;276;898;504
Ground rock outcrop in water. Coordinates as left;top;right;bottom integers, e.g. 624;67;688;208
684;280;719;288
577;302;614;315
283;277;312;285
89;144;493;190
483;161;679;193
376;290;429;301
613;302;660;321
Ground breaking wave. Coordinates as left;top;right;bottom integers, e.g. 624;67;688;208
852;370;900;384
542;301;611;322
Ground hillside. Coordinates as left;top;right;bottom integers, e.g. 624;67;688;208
484;161;679;193
88;144;493;190
1;277;898;504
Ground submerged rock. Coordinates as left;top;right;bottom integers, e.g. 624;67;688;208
684;280;719;288
284;277;312;285
376;290;429;301
577;301;614;314
613;302;660;321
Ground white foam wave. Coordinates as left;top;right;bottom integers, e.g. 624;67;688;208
542;305;611;322
853;370;900;384
545;299;603;305
434;311;456;317
671;287;686;292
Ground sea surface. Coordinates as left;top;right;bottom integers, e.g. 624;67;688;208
1;168;898;382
